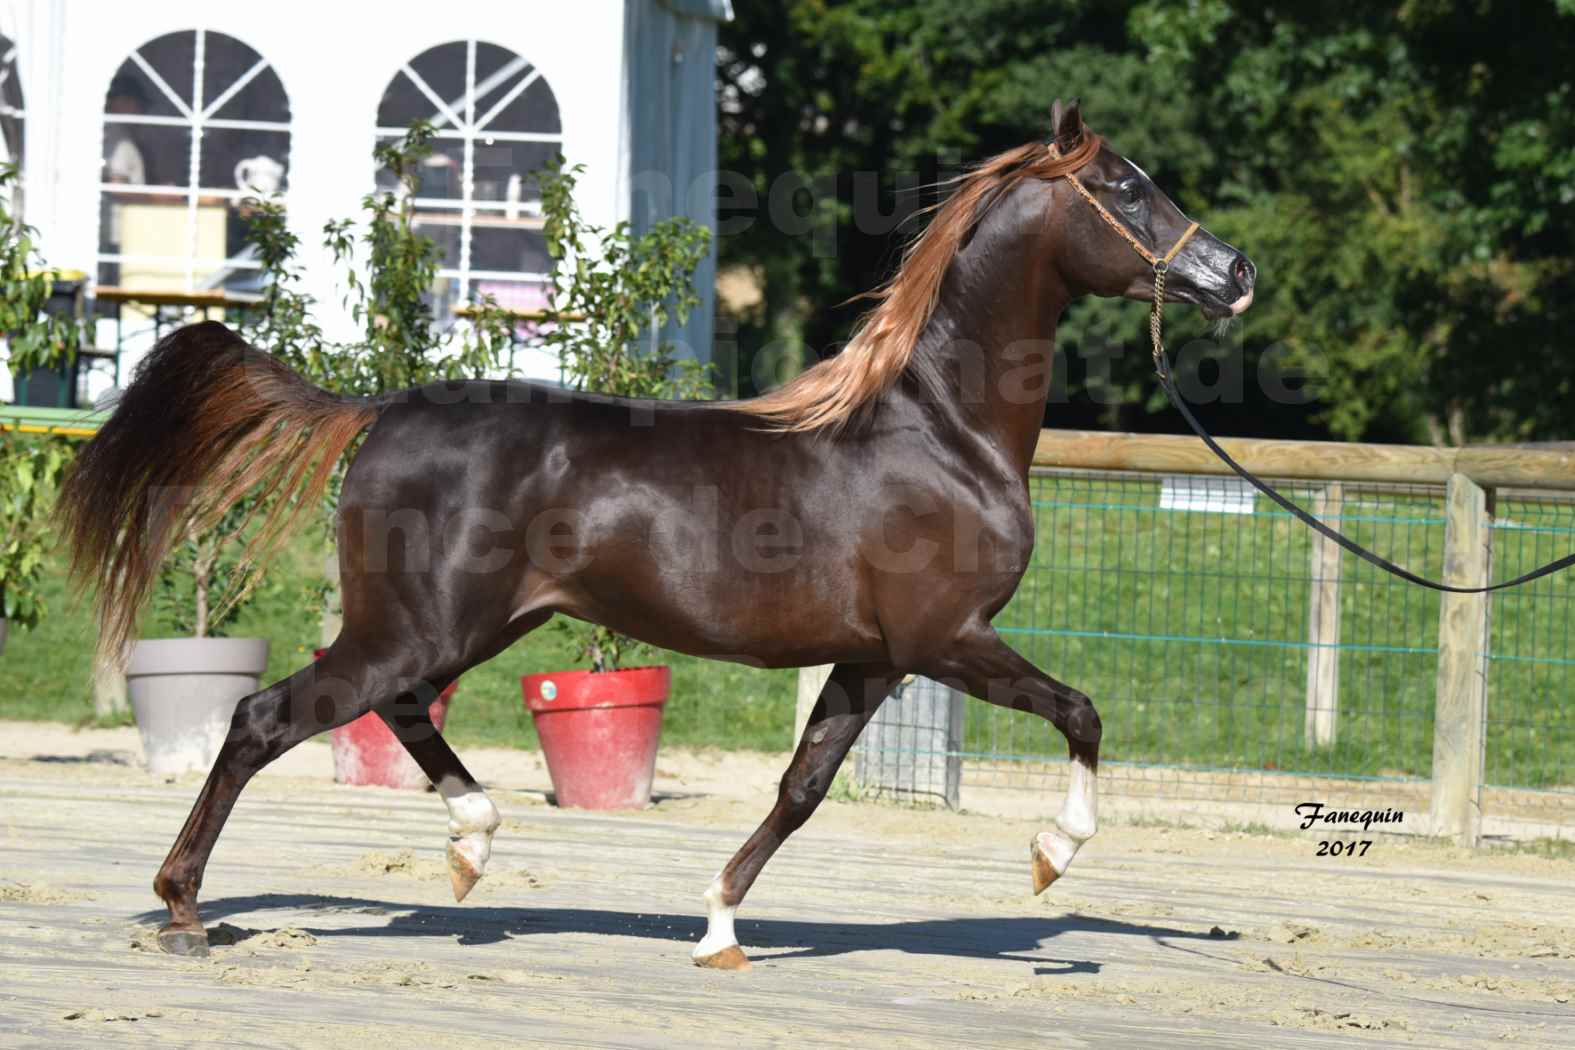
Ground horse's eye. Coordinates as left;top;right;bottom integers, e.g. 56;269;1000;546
1119;181;1142;207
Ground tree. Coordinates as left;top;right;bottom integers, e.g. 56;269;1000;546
717;2;1575;444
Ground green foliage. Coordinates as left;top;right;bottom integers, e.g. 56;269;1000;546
719;2;1575;444
319;123;515;395
538;159;715;671
0;162;88;633
151;505;254;637
0;431;72;630
540;159;715;401
0;164;85;377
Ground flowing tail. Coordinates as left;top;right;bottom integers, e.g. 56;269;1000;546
58;321;380;665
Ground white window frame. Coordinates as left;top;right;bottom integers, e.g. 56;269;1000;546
98;28;291;292
378;39;561;308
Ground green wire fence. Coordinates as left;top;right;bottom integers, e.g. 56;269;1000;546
849;434;1575;837
950;473;1440;800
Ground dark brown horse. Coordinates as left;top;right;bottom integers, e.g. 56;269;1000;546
59;101;1254;969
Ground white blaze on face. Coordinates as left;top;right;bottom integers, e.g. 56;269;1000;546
1037;758;1099;876
444;789;500;879
692;873;739;960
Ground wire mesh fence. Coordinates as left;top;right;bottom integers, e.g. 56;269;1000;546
1486;494;1575;795
853;464;1575;834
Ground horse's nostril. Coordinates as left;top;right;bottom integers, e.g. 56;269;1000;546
1233;254;1255;292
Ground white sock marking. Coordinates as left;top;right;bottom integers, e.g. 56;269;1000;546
1039;759;1098;876
444;789;500;879
692;874;739;959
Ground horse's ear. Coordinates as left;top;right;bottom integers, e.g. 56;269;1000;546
1050;98;1084;153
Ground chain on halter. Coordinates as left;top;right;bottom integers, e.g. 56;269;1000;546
1052;155;1199;372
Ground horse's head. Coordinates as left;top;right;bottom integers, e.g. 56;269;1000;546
1048;99;1254;320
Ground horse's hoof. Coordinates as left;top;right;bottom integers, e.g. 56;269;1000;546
1031;836;1058;895
693;945;752;972
447;842;482;903
157;926;210;958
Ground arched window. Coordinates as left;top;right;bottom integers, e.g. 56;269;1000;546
0;34;22;211
377;40;561;320
98;30;291;292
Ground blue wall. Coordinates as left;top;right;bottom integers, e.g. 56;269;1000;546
623;0;731;371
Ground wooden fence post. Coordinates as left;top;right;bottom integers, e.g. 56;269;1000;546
92;647;128;720
1304;483;1343;748
794;664;834;746
1429;473;1492;846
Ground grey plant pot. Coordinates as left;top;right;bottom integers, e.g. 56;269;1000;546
127;638;269;776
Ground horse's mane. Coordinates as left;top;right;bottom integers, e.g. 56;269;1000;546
736;132;1102;434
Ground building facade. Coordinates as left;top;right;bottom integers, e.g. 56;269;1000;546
1;0;726;397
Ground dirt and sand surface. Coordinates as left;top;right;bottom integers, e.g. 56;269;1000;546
1;719;1573;1049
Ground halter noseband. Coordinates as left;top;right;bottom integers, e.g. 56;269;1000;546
1049;141;1199;369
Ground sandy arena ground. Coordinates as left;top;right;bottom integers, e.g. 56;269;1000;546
1;720;1573;1049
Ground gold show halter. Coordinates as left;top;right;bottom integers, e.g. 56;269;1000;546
1049;142;1199;369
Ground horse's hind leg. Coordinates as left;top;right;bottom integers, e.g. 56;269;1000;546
931;628;1101;894
378;610;548;902
693;663;899;971
152;645;435;956
379;705;499;902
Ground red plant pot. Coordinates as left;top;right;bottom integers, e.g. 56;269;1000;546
316;649;456;789
522;665;670;809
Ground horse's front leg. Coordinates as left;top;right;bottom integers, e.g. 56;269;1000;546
930;627;1102;892
693;663;900;971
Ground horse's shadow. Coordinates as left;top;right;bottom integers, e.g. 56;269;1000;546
132;893;1235;975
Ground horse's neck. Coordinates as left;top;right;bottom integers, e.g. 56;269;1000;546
907;294;1066;479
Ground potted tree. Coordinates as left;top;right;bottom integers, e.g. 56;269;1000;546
519;159;712;809
125;504;270;776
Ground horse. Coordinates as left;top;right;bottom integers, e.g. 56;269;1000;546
59;100;1255;970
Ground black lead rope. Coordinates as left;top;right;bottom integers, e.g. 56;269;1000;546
1152;350;1575;595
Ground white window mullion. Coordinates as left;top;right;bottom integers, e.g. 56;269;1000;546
377;126;560;145
106;113;289;133
200;57;268;120
185;30;206;292
458;38;477;306
103;183;285;203
446;268;550;283
129;50;195;120
400;64;464;130
477;69;541;132
101;252;263;270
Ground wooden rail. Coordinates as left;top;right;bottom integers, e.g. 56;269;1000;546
1033;429;1575;492
0;405;107;437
